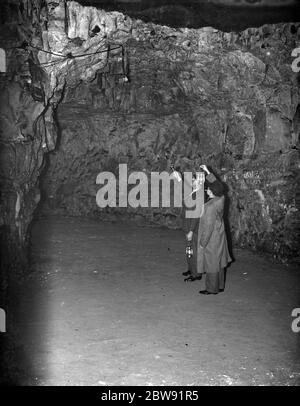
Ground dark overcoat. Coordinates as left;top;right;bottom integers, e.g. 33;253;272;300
196;195;232;274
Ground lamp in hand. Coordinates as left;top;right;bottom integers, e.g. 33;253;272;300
186;244;193;259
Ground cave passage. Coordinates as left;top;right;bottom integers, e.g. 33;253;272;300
0;0;300;386
13;215;299;385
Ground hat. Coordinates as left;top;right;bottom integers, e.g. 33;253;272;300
208;180;224;197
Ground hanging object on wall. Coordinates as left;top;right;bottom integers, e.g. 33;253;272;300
28;53;45;102
121;45;130;83
0;307;6;333
0;48;6;73
96;45;130;88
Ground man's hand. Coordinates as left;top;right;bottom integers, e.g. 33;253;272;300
200;164;210;174
172;170;182;182
186;231;193;241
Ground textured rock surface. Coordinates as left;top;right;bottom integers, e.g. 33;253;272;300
0;0;134;281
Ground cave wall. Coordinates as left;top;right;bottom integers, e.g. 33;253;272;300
38;4;300;263
0;0;50;296
0;0;299;285
0;0;139;382
0;0;134;281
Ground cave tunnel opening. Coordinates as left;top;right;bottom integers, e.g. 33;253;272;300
0;0;300;386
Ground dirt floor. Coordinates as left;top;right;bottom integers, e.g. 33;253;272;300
13;215;300;386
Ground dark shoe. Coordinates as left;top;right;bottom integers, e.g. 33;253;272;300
184;275;202;282
182;270;191;276
219;289;224;293
199;290;218;295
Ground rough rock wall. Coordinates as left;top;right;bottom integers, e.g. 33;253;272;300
0;0;138;382
39;4;300;262
0;0;49;293
0;0;134;281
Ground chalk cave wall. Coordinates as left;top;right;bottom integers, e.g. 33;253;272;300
0;0;136;288
41;3;300;262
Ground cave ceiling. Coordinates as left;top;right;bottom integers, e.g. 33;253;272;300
69;0;300;31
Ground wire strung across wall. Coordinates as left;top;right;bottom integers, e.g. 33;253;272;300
2;40;130;86
4;41;125;64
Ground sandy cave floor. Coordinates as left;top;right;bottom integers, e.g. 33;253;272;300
13;215;300;386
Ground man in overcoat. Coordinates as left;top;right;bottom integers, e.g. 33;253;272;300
196;165;232;294
173;165;231;292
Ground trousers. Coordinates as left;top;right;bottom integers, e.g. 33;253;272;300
205;269;225;293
